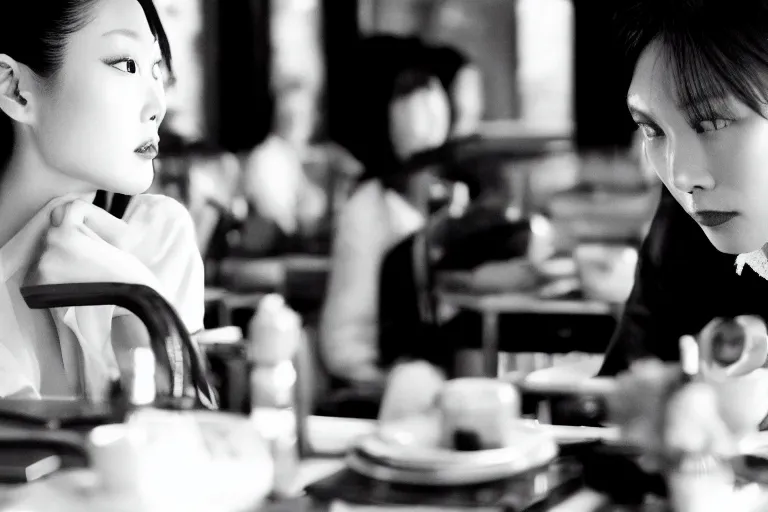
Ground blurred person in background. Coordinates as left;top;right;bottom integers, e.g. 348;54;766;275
318;36;452;399
239;85;326;256
378;41;563;380
429;44;485;141
239;81;363;257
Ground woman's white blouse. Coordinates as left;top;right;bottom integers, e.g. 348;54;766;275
0;193;204;400
736;249;768;281
319;180;425;383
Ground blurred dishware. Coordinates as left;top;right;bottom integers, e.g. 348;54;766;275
436;259;542;294
2;411;274;512
378;361;446;424
547;184;659;242
348;414;558;486
439;378;521;450
574;243;638;303
709;369;768;440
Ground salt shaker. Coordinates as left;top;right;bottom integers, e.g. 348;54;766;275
248;294;304;498
664;341;738;512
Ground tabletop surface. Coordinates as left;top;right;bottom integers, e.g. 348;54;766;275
439;291;614;315
270;458;610;512
0;416;613;512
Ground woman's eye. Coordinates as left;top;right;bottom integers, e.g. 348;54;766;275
111;59;137;74
637;122;663;140
696;118;733;133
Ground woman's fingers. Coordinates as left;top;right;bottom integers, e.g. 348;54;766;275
50;199;134;249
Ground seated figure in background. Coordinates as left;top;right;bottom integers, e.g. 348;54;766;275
239;83;362;258
318;36;452;406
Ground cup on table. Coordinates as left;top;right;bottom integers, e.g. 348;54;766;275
709;369;768;439
88;423;146;493
378;361;446;424
439;378;521;450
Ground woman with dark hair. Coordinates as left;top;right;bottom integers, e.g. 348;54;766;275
599;0;768;379
0;0;208;402
319;35;452;390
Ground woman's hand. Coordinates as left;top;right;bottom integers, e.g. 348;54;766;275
607;359;736;472
607;359;680;456
664;381;736;457
34;199;155;288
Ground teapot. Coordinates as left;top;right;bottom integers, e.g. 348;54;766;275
0;283;273;511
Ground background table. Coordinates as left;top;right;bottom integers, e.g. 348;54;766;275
438;292;617;376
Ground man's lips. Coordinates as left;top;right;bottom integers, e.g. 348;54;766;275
691;210;739;228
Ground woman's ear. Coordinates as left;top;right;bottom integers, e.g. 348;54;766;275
0;54;35;124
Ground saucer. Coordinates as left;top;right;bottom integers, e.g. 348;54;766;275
347;416;558;486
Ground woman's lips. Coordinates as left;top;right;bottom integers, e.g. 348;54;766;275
691;211;739;228
134;143;158;160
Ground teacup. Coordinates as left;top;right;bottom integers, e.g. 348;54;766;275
708;368;768;439
439;378;521;450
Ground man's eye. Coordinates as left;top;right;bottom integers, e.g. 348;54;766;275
112;59;138;74
637;122;662;140
697;118;733;133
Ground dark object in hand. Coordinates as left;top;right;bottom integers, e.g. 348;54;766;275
453;429;483;451
699;315;768;376
710;317;746;366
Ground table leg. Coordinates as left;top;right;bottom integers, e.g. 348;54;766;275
482;311;500;377
219;300;231;327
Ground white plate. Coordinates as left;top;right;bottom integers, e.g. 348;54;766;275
531;422;620;445
537;257;578;280
307;415;377;456
346;444;556;486
347;416;558;485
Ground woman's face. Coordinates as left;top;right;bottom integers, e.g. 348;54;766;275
275;88;316;149
389;77;451;160
628;40;768;254
32;0;166;195
450;65;483;138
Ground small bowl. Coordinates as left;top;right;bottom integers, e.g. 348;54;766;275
574;243;638;303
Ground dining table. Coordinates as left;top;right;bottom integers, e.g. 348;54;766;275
4;413;768;511
261;459;610;512
437;290;617;377
261;415;614;512
0;415;614;512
